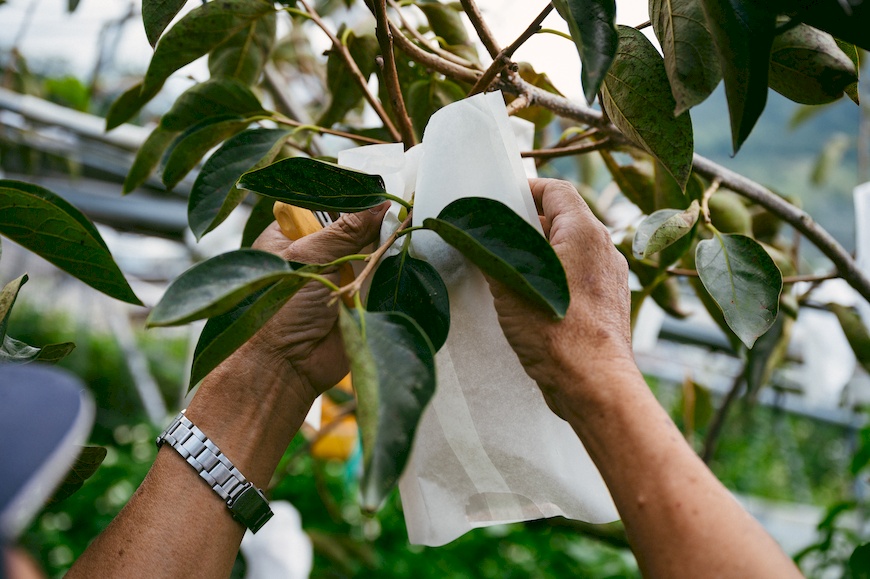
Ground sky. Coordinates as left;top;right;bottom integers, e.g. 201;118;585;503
0;0;652;102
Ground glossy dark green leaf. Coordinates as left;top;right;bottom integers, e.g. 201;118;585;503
654;162;701;211
768;23;859;105
161;78;267;132
695;233;782;348
552;0;618;104
161;115;251;190
781;0;870;52
123;126;177;194
238;157;392;212
208;10;276;85
601;27;693;189
106;82;157;131
191;273;316;386
339;307;435;511
835;40;860;105
108;0;275;127
241;195;276;248
849;543;870;579
633;200;700;259
318;31;380;127
368;252;450;351
143;0;189;47
147;249;294;327
406;77;466;139
48;446;107;504
423;197;569;319
699;0;776;153
829;303;870;374
0;181;141;305
417;0;478;64
0;336;75;365
0;274;27;340
650;0;722;115
619;238;689;318
189;128;290;240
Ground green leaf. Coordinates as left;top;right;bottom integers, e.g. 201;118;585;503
123;126;178;194
339;307;435;511
654;161;701;211
241;195;276;248
0;181;141;305
633;200;700;259
781;1;870;52
850;543;870;579
417;0;479;64
108;0;275;127
161;78;268;132
699;0;776;153
811;133;851;186
190;273;315;386
0;274;27;341
147;249;294;327
600;26;693;189
238;157;393;212
406;77;466;139
552;0;618;104
0;336;75;365
189;128;290;240
48;446;107;504
650;0;722;115
208;10;276;85
143;0;189;47
422;197;569;319
745;310;792;397
695;232;782;348
318;31;380;127
599;152;656;215
367;252;450;351
161;115;251;190
828;303;870;374
768;23;859;105
835;40;860;105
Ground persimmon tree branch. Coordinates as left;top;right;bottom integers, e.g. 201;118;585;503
468;3;553;96
458;0;501;59
388;0;480;70
521;138;610;160
298;0;402;143
389;20;481;84
373;0;417;148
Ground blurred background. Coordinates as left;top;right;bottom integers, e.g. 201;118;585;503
0;0;868;577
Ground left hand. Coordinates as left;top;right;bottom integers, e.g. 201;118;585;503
244;204;389;402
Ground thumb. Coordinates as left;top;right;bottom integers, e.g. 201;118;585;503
255;203;390;264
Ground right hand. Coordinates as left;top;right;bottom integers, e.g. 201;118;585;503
487;179;635;416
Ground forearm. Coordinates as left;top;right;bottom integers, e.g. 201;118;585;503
68;344;312;578
558;362;802;579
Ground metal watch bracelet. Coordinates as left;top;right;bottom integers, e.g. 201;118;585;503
155;411;273;533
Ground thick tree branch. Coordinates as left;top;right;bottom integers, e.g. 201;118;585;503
468;3;553;96
459;0;501;59
389;21;481;84
298;0;402;143
373;0;417;148
388;0;480;70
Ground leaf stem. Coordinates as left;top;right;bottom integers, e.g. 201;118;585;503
373;0;417;148
467;3;554;96
272;115;391;145
395;225;423;237
297;0;402;143
536;28;573;41
326;254;370;267
383;193;413;210
700;177;722;224
635;20;652;31
298;272;341;292
333;211;414;300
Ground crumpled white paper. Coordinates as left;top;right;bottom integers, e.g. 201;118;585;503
339;92;617;547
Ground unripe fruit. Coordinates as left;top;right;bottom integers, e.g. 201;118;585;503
708;191;752;235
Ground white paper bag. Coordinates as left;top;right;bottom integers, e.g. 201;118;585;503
855;182;870;332
341;92;617;547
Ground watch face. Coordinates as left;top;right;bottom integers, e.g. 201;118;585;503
230;486;273;533
0;365;94;541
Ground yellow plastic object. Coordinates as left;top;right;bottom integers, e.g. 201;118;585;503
311;374;359;461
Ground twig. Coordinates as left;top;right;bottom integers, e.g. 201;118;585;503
701;370;744;463
521;137;610;160
467;3;554;96
700;177;722;224
505;93;531;115
635;20;652;30
459;0;501;59
273;115;391;145
333;212;414;300
373;0;417;148
389;21;481;84
388;0;480;70
298;0;402;143
667;268;840;285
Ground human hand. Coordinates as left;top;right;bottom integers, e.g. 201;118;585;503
487;179;635;416
242;204;389;403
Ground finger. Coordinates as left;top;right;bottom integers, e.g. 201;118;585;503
255;203;389;263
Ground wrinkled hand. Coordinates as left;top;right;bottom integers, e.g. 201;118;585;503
488;179;634;415
245;204;388;401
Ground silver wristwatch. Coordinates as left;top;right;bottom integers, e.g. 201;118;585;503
156;411;273;533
